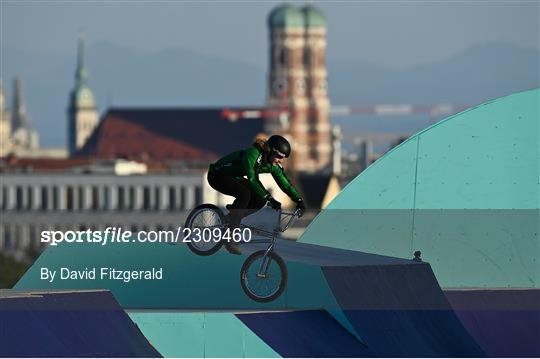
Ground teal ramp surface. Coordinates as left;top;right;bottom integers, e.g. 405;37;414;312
300;88;539;288
127;311;279;358
16;239;483;357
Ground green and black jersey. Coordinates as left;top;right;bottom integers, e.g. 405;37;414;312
209;146;301;201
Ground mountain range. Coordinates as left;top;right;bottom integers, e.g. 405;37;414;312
2;42;538;147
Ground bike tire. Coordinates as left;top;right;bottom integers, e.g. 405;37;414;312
184;204;225;256
240;250;287;303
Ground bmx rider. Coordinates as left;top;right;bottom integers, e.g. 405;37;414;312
207;135;306;255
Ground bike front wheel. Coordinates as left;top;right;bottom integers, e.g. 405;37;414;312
240;250;287;303
184;204;225;256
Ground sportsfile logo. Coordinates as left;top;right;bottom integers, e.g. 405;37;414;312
40;227;252;246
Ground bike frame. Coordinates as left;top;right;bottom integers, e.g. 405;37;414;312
243;208;299;277
204;208;299;243
195;206;299;277
242;208;298;238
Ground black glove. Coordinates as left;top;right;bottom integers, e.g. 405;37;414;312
267;196;281;210
295;198;306;217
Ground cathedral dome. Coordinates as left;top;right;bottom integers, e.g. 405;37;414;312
301;5;326;28
268;4;304;28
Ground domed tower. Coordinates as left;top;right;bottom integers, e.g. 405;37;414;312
266;4;307;171
301;5;331;172
68;33;98;156
266;4;331;173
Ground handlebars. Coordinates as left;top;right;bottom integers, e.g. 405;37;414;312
265;203;301;215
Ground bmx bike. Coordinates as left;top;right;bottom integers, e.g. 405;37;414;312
184;203;300;303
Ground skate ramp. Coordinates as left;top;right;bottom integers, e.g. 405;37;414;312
299;89;539;289
0;290;161;357
15;239;484;357
445;289;540;357
236;309;374;357
322;265;484;357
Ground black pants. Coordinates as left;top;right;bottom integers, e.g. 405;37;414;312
207;170;267;228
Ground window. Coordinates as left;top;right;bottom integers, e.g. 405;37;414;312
118;187;125;210
279;48;286;66
53;187;59;210
66;186;74;211
41;186;48;210
143;186;151;210
1;187;6;210
194;186;202;206
303;48;310;67
16;186;23;210
168;186;176;210
103;187;110;209
92;186;99;210
129;186;135;210
27;187;33;210
154;186;160;210
78;186;84;210
4;225;12;250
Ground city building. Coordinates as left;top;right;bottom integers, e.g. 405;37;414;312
0;159;203;260
0;81;11;157
0;77;40;157
68;34;99;156
68;4;333;172
266;4;331;173
10;77;39;151
76;108;265;162
0;158;322;260
1;4;339;260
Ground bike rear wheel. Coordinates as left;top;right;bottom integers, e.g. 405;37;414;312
240;250;287;303
184;204;225;256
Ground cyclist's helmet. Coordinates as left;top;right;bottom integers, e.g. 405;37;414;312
267;135;291;158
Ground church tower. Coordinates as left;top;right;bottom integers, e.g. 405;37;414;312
11;77;39;150
0;80;12;156
301;5;331;172
68;33;98;156
266;4;331;173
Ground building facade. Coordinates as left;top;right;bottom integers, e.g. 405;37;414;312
266;4;331;173
0;167;315;260
0;170;204;260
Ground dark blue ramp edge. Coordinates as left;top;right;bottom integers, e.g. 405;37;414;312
322;264;485;357
445;289;540;357
236;309;375;357
243;239;414;267
0;290;161;357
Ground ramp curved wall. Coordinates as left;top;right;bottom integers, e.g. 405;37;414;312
301;88;539;288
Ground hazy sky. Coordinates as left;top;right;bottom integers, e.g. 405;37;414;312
2;0;539;69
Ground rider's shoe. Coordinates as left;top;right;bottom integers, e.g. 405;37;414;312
225;242;242;255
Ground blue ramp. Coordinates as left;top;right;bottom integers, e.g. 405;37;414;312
322;265;484;357
237;310;374;357
0;290;161;357
15;239;484;357
445;289;540;357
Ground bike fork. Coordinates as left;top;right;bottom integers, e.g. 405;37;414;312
257;233;277;278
